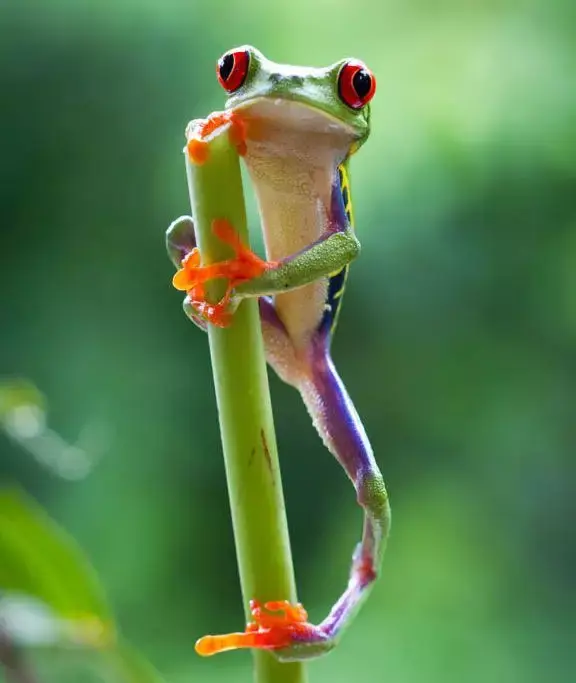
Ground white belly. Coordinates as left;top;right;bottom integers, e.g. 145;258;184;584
237;100;353;349
243;138;335;349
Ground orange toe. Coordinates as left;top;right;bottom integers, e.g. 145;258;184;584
188;283;232;328
212;218;243;249
195;628;291;657
172;268;191;291
189;299;232;328
186;138;210;165
172;246;235;293
198;111;233;138
186;111;247;163
264;601;308;623
211;219;271;282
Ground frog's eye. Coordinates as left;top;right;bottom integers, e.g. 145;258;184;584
338;61;376;110
217;49;250;93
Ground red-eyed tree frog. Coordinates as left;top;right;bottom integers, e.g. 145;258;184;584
166;46;390;661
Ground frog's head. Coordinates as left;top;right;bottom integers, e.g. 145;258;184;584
217;45;375;157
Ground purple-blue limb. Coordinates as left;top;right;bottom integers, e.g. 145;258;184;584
259;306;390;659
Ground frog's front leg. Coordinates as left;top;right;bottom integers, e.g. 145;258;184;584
233;224;360;299
166;215;284;333
171;217;360;323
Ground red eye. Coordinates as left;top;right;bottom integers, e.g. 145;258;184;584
338;61;376;110
217;49;250;93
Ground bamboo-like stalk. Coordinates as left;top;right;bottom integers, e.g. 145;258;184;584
184;124;308;683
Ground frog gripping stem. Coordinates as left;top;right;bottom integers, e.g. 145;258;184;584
169;44;387;668
195;601;317;657
172;218;271;327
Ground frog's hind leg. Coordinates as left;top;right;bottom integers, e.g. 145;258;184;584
166;216;207;331
258;299;305;386
297;332;391;642
260;321;391;658
166;215;197;268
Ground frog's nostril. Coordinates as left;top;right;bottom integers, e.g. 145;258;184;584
270;73;304;86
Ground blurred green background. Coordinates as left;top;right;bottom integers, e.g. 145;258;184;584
1;0;575;681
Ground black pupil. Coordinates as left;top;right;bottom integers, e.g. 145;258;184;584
352;69;371;99
219;53;235;81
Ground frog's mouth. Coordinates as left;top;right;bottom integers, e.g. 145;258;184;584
232;97;357;154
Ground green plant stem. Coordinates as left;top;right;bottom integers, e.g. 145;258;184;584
185;127;307;683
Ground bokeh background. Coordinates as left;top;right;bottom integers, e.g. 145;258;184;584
1;1;575;681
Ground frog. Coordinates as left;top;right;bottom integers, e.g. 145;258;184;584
166;45;390;662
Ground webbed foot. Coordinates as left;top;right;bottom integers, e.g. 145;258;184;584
195;600;334;662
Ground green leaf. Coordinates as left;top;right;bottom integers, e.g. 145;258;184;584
0;489;167;680
0;487;114;645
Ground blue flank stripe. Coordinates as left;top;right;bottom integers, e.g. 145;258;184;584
319;164;353;335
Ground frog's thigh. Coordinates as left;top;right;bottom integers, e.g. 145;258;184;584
259;298;301;388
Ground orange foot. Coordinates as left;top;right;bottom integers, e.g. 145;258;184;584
195;600;316;656
172;219;274;327
186;110;247;165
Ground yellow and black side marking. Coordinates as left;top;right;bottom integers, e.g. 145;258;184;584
320;164;354;335
338;164;354;227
